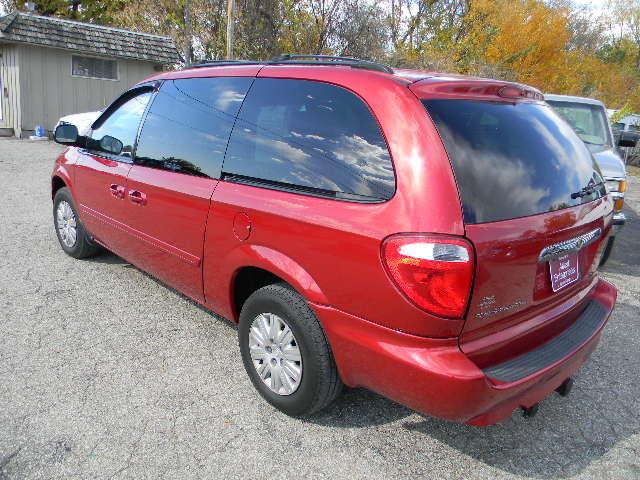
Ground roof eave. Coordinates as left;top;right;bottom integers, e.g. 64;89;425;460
0;37;178;65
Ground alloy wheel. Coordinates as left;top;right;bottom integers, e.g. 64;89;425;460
56;200;77;248
248;312;303;395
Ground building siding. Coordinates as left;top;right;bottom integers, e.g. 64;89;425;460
0;44;21;136
17;44;157;136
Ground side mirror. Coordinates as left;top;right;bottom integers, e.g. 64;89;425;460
99;135;123;156
618;131;639;148
54;123;79;145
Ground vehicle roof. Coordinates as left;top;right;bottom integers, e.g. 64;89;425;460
145;62;417;83
142;62;536;94
545;93;605;107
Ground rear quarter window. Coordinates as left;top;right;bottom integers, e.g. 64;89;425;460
223;78;395;202
423;99;605;224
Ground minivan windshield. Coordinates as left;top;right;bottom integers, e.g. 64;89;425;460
423;100;605;224
546;101;613;148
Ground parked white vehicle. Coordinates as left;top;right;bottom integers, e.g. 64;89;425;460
546;94;634;264
53;110;101;136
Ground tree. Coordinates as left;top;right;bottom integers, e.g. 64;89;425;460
2;0;127;23
334;1;388;59
1;0;638;110
233;0;280;58
564;3;608;52
456;0;570;89
609;0;640;68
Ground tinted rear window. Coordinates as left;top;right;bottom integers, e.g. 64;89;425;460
423;100;605;224
223;78;395;202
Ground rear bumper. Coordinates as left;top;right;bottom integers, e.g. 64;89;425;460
312;278;617;426
613;211;626;228
610;191;625;228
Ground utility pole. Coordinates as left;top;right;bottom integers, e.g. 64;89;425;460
184;0;193;65
226;0;235;60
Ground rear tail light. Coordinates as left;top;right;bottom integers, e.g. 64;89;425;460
382;235;474;319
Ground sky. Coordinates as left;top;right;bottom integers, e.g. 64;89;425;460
575;0;611;16
577;0;609;6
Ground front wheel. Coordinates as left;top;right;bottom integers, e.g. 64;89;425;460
238;283;342;416
53;187;99;259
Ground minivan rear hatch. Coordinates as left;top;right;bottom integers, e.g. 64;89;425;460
412;81;613;366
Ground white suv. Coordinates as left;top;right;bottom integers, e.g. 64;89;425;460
546;94;630;264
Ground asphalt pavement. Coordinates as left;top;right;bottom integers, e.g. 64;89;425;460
1;138;639;479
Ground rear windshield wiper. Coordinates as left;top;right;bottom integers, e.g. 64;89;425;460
571;181;604;199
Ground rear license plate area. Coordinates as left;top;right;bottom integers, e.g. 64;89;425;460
549;252;580;292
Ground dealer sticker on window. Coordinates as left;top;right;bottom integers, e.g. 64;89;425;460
549;252;580;292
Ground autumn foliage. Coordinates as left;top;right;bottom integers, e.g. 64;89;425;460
4;0;640;110
453;0;640;110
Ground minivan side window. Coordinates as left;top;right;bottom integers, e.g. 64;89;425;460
89;91;152;159
223;78;395;201
134;77;253;178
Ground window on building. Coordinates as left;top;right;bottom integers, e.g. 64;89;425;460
72;55;118;80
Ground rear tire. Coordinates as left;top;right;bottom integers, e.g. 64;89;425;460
53;187;99;259
238;283;342;416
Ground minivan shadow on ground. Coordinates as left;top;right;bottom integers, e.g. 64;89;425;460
84;251;130;266
401;309;640;476
307;298;640;478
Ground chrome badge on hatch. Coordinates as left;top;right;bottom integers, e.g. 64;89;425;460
538;228;601;263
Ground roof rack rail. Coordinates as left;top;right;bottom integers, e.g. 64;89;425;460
188;59;259;69
269;54;394;74
185;55;394;74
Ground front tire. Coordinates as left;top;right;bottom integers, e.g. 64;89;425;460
53;187;99;259
238;283;342;416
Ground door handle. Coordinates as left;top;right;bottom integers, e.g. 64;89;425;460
109;183;125;199
128;189;147;206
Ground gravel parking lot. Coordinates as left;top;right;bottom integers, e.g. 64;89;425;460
1;137;639;480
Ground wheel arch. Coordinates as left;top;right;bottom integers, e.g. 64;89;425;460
51;175;67;199
51;162;74;200
224;245;329;322
231;267;285;322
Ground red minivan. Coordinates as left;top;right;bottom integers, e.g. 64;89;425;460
51;56;617;425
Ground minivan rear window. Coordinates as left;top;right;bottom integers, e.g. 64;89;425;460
423;100;605;224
